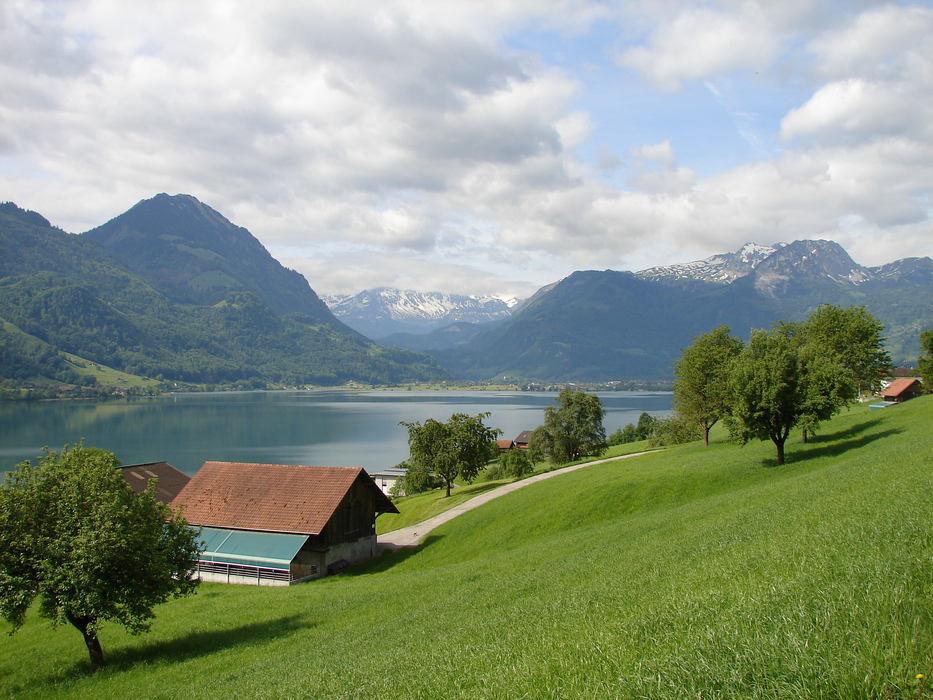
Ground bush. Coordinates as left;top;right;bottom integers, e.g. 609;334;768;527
499;448;534;479
648;413;702;447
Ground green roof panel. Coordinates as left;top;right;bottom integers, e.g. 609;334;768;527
196;527;307;570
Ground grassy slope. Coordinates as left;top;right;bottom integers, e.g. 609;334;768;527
2;398;932;699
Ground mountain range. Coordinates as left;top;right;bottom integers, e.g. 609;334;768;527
423;239;933;381
2;193;931;389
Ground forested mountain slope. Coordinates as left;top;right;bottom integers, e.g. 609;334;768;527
0;198;448;388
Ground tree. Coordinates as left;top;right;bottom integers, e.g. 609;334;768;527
0;444;201;673
401;413;501;497
802;304;892;396
726;328;849;465
919;329;933;388
673;325;744;446
647;413;703;447
530;389;607;465
607;412;659;445
499;447;534;480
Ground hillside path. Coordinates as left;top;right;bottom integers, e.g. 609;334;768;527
377;450;654;551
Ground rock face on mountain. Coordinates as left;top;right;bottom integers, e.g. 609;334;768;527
0;196;449;387
429;240;933;382
324;288;520;339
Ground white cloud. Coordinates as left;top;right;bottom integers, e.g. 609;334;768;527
1;0;931;297
616;4;780;91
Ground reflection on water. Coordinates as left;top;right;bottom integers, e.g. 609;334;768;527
0;390;672;475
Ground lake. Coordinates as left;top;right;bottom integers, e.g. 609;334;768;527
0;390;672;476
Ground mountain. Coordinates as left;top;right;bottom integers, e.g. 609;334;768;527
430;240;933;382
323;287;521;339
83;193;333;319
0;197;449;389
636;242;782;285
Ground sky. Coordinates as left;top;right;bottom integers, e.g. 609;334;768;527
2;1;932;300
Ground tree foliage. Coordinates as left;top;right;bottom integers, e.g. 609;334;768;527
725;328;851;465
530;390;607;465
673;325;744;445
647;413;703;447
919;329;933;388
801;304;892;395
607;412;658;445
499;447;534;480
401;413;501;497
0;444;201;672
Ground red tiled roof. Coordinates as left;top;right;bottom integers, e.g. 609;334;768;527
119;462;190;503
172;462;396;535
881;377;922;398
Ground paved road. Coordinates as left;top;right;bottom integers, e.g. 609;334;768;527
377;450;654;550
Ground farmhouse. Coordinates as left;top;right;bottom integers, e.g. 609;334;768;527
172;462;398;586
118;461;190;503
514;430;532;449
880;377;924;403
370;466;407;495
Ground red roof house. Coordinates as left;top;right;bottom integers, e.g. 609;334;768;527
172;462;398;585
880;377;924;403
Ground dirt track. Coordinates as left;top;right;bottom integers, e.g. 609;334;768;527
377;450;653;550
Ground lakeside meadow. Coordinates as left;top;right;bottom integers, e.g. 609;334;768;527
1;396;931;698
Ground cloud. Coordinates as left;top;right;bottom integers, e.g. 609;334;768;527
782;5;933;143
1;1;931;297
615;4;780;91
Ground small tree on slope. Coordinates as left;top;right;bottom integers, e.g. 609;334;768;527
0;444;201;673
401;413;501;497
673;325;744;446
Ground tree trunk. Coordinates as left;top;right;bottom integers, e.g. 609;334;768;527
444;479;451;498
801;428;809;444
774;438;785;465
703;425;710;447
66;612;104;673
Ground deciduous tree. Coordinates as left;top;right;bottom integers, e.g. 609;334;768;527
673;325;744;446
919;329;933;388
401;413;501;497
0;444;200;673
802;304;892;396
726;328;850;465
530;390;607;465
499;447;534;479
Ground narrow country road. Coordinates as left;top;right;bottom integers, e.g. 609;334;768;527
377;450;654;550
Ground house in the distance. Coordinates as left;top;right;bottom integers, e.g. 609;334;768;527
118;461;190;503
514;430;532;449
879;377;924;403
370;466;407;495
172;462;399;586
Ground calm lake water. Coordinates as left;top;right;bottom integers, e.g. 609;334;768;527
0;390;672;476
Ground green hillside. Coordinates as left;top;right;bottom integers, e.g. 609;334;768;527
0;200;449;389
2;397;932;698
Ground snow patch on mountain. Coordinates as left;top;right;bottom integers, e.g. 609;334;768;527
636;242;783;284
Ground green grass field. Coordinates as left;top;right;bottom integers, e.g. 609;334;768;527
2;398;932;699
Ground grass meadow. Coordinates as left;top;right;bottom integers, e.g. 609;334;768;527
2;397;932;698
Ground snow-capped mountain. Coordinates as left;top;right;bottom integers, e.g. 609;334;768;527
634;239;926;296
636;242;784;284
323;287;522;339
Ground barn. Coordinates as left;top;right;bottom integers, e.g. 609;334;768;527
172;462;399;586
